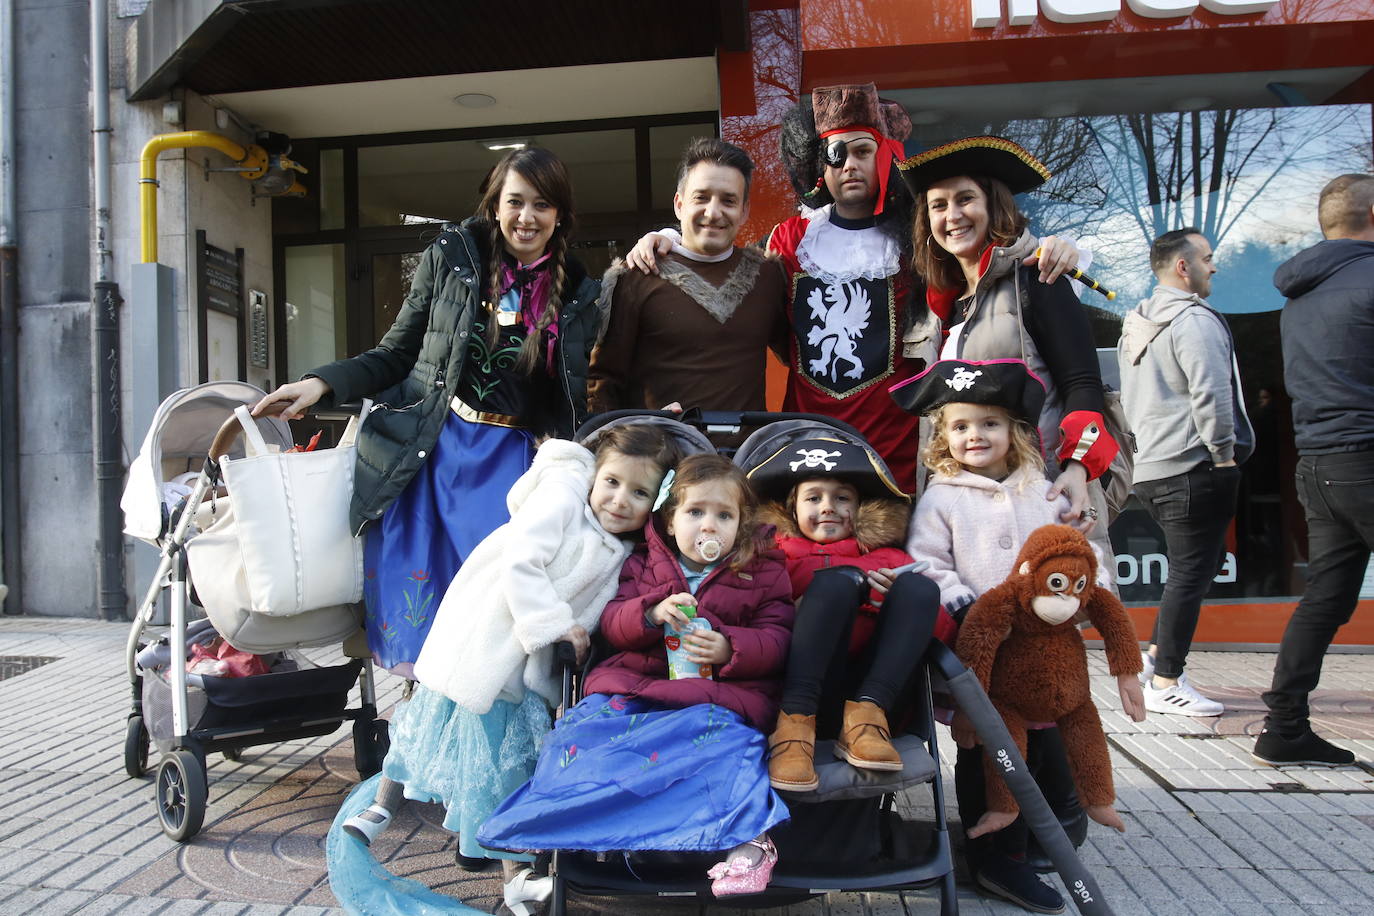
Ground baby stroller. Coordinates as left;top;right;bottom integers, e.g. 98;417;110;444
537;411;1118;916
121;381;385;843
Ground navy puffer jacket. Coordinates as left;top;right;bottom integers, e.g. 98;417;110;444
1276;239;1374;454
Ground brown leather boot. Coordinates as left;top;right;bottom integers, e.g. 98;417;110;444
767;711;819;791
835;700;903;772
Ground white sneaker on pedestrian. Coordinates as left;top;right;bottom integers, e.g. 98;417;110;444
1138;652;1155;686
1144;678;1224;717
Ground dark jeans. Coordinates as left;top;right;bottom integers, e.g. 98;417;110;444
1135;462;1241;679
781;568;940;736
1263;450;1374;733
955;728;1078;863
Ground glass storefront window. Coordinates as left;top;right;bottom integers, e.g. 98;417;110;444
1025;105;1369;602
650;122;717;210
357;130;637;227
319;148;345;231
283;244;346;380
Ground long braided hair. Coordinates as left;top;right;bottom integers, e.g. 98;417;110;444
476;147;576;375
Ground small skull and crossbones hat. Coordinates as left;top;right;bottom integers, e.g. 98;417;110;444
888;358;1047;425
744;433;908;502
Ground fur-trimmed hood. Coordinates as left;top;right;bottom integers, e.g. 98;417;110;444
759;495;910;553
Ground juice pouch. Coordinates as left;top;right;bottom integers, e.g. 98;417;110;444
665;605;714;680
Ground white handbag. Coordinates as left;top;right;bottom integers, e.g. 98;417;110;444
187;404;366;617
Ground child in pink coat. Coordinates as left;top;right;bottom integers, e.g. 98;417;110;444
892;358;1107;915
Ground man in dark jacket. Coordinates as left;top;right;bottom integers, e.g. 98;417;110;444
1254;174;1374;767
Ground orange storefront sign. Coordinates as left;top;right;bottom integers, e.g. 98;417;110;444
1091;600;1374;647
795;0;1374;88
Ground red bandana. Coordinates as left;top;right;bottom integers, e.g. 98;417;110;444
819;126;906;217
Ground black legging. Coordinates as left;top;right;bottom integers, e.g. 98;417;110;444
955;726;1081;864
781;567;941;736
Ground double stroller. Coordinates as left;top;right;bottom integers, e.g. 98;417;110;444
120;381;386;842
523;410;1117;916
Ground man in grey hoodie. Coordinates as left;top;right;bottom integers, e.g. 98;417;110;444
1253;174;1374;768
1118;228;1253;717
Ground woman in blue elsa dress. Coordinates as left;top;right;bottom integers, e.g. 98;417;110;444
254;147;604;677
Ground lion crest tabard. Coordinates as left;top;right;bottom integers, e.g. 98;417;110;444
791;274;895;398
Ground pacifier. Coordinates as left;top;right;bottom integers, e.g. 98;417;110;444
695;535;723;563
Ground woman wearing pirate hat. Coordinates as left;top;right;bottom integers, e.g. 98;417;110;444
897;138;1119;533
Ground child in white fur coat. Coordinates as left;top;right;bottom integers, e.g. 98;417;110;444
342;423;680;913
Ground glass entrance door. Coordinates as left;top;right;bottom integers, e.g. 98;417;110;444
357;235;437;346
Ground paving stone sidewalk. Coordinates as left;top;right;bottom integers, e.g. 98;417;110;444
1;617;1370;915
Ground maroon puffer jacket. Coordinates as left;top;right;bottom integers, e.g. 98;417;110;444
583;521;794;731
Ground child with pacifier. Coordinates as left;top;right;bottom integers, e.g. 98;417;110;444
341;422;681;916
746;434;955;793
479;453;795;898
891;358;1112;915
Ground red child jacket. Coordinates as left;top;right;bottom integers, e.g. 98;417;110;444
775;535;913;657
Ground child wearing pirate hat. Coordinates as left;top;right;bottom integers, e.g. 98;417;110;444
892;358;1111;914
746;430;955;792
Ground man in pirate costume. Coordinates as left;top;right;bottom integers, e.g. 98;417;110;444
765;84;925;488
626;84;1081;493
588;137;788;413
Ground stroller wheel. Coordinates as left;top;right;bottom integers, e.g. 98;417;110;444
124;716;150;779
353;717;391;779
156;750;208;842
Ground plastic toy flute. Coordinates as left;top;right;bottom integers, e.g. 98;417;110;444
1035;247;1116;301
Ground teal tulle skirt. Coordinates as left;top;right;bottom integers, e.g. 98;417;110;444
383;685;551;861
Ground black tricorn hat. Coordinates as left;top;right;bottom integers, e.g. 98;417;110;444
743;433;908;502
897;136;1051;197
888;359;1047;425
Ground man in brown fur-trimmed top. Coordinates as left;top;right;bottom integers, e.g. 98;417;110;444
588;138;789;414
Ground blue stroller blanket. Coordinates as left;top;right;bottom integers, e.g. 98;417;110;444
479;694;788;853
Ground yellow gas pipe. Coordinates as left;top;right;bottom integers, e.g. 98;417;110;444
139;131;305;263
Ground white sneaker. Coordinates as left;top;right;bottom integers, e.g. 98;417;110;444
1144;678;1224;717
1138;652;1155;686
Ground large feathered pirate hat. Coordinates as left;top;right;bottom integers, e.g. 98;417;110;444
897;136;1051;197
781;83;912;215
889;358;1047;425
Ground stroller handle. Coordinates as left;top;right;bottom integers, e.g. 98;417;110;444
208;412;249;463
207;400;365;462
573;408;870;444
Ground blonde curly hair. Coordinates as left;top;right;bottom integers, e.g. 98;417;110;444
924;403;1044;484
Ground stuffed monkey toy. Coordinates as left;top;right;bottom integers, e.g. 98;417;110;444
955;524;1146;838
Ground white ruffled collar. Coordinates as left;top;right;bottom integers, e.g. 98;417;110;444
794;204;902;285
